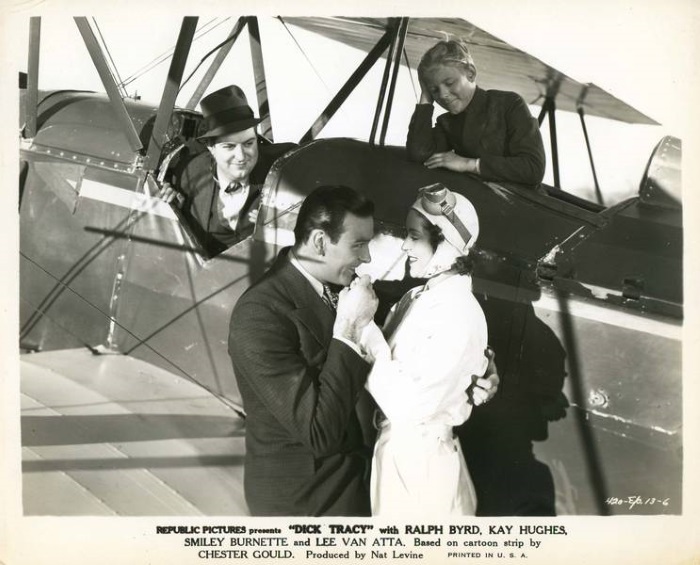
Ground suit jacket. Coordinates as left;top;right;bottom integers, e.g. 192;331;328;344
229;249;371;516
173;141;297;256
406;87;546;186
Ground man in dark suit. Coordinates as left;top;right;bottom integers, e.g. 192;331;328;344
229;185;378;516
160;84;295;257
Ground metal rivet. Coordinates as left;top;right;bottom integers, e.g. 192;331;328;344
588;389;609;409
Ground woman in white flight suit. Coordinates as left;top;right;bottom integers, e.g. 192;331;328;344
362;183;490;517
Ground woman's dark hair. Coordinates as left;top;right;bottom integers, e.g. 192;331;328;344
294;184;374;245
451;253;476;276
426;219;445;252
415;210;445;252
416;212;477;276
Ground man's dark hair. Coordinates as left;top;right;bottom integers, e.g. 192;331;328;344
294;185;374;245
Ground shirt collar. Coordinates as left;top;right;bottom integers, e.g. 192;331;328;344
211;160;249;192
289;250;324;297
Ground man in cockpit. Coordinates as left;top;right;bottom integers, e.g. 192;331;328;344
160;85;294;256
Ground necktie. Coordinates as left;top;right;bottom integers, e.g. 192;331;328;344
322;284;338;311
224;181;242;194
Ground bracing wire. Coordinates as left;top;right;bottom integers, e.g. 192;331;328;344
121;17;225;87
20;295;101;355
120;18;225;88
276;17;330;93
119;17;229;89
91;18;128;98
403;45;419;102
19;251;245;416
178;19;248;95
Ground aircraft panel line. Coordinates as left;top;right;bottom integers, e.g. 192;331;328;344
531;291;681;340
80;179;177;219
19;260;214;402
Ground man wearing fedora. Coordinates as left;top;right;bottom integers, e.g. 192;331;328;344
161;85;295;256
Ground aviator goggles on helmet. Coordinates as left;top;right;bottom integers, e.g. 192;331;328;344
418;183;473;249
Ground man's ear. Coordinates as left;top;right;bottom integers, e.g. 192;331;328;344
310;229;327;256
465;63;477;83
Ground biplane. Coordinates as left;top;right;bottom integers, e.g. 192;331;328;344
18;16;682;516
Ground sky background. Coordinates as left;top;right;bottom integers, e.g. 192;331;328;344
6;0;699;206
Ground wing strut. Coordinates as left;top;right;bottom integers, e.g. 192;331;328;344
379;18;409;146
247;17;273;141
74;17;144;153
538;96;560;189
185;17;248;110
370;18;401;145
23;17;41;140
144;17;198;171
299;25;395;143
577;104;604;205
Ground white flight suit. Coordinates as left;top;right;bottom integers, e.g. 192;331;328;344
363;273;488;517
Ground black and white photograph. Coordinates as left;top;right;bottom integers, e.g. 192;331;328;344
1;1;699;563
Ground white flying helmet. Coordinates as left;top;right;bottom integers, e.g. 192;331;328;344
411;183;480;277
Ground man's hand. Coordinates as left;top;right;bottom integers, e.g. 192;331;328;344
424;150;479;174
468;347;500;407
334;275;379;344
359;321;391;364
158;181;185;206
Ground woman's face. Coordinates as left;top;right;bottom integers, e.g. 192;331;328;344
401;210;436;278
423;64;476;114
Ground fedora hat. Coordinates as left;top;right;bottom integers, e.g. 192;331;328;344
197;85;261;140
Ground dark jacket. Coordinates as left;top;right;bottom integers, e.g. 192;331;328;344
407;87;546;186
173;141;297;256
229;249;371;516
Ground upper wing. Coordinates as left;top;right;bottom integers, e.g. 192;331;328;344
285;17;658;125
